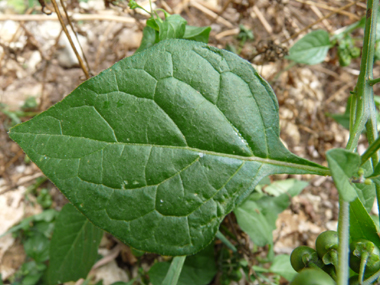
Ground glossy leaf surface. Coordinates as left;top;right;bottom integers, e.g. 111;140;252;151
287;30;331;65
9;40;328;255
47;204;103;284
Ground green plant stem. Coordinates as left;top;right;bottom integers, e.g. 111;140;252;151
350;89;358;133
361;135;380;165
363;267;380;285
369;77;380;86
344;2;379;285
362;0;380;227
162;256;186;285
359;254;369;284
337;198;350;285
346;0;378;151
216;230;237;252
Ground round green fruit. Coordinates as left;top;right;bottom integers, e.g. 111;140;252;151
349;239;380;275
290;246;321;272
316;231;338;259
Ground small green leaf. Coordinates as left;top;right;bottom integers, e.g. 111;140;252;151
234;198;273;247
270;254;297;281
264;179;308;197
350;198;380;249
183;26;211;43
235;179;307;247
135;26;158;53
157;14;187;40
326;148;359;202
287;30;331;65
23;233;50;262
147;18;160;31
47;204;103;284
149;244;216;285
9;40;328;256
354;161;376;212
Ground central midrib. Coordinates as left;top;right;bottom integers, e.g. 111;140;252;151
13;132;331;176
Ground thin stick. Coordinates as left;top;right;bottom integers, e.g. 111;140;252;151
215;28;239;40
190;0;233;28
0;14;136;24
210;0;233;25
50;0;89;79
310;5;332;32
59;0;91;76
293;0;360;20
252;6;273;34
282;2;358;43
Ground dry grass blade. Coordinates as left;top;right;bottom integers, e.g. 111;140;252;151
50;0;90;79
59;0;91;76
293;0;360;20
252;5;273;34
190;0;234;28
282;1;358;43
0;14;136;23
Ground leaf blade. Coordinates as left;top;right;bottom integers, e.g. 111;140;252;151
287;30;331;65
47;204;103;284
9;40;327;256
326;148;359;202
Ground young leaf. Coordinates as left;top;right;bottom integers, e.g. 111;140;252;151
147;18;160;31
23;233;50;262
234;179;308;247
287;30;331;65
9;40;328;256
354;161;376;212
47;203;103;284
149;244;216;285
135;26;158;54
264;179;308;197
183;26;211;43
350;198;380;248
157;14;187;41
234;197;273;247
269;254;297;281
326;148;359;202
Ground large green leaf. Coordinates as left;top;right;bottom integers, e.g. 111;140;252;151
47;203;103;284
9;39;328;256
287;30;331;65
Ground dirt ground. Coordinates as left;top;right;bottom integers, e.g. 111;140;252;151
1;0;379;284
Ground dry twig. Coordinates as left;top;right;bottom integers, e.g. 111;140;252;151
282;1;358;43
